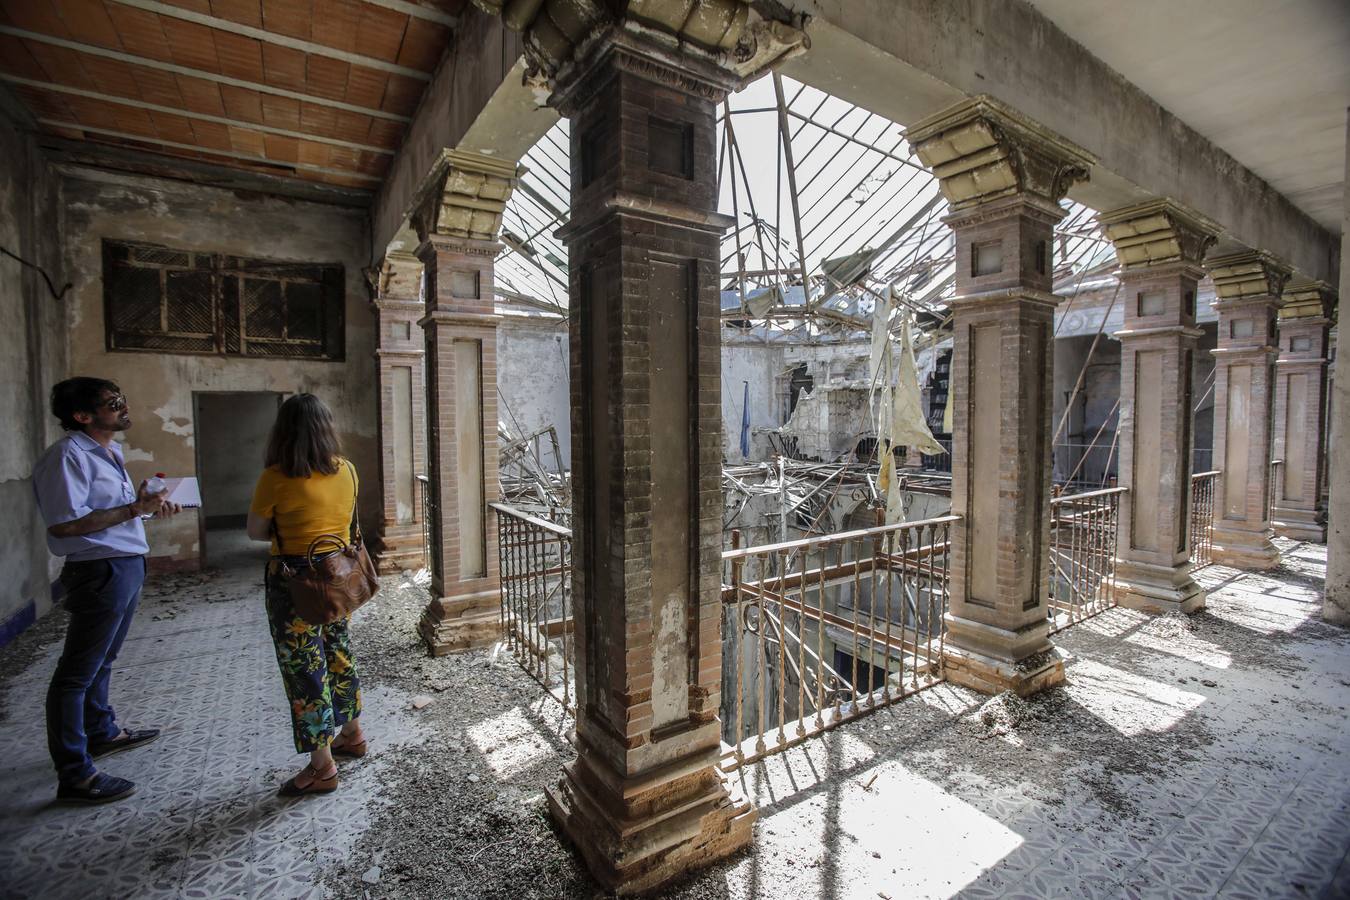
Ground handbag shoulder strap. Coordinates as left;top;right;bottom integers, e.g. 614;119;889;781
346;460;361;543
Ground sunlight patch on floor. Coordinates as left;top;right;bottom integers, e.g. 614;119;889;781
1064;658;1207;736
467;705;555;779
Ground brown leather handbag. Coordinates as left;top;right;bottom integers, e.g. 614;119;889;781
278;462;380;625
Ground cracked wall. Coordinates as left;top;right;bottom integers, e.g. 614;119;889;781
60;167;378;570
0;98;65;644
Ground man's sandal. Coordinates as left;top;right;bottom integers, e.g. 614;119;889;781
277;764;338;797
57;772;136;805
89;728;161;759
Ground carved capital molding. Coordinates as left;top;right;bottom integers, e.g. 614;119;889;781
904;95;1095;211
377;250;424;301
1099;199;1220;271
411;148;524;244
471;0;806;95
1206;250;1293;301
1279;279;1335;320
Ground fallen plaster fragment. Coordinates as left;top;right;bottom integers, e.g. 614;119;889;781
411;695;434;710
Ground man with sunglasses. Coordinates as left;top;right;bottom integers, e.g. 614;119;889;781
32;377;181;804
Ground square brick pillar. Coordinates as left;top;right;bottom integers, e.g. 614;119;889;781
906;96;1095;697
1206;251;1292;570
371;250;428;574
1271;282;1334;542
410;149;523;655
1099;201;1219;614
543;31;754;895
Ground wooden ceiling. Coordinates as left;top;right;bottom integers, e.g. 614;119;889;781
0;0;467;197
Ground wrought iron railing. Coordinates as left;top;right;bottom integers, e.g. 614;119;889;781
721;515;957;769
1269;459;1283;519
1047;486;1123;632
1191;471;1219;568
491;502;574;711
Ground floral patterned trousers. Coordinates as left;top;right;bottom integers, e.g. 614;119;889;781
265;563;362;753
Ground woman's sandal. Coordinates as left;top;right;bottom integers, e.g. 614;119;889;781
332;735;368;759
277;763;338;797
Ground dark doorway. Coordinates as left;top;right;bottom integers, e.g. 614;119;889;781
195;391;282;567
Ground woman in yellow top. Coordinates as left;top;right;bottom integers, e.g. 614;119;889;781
247;393;366;797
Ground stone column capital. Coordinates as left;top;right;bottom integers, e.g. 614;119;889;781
1280;280;1336;321
1099;199;1221;270
470;0;808;93
410;148;524;245
1207;249;1293;300
905;94;1096;211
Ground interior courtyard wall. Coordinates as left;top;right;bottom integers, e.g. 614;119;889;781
0;100;65;646
59;167;377;570
722;340;785;463
497;313;572;469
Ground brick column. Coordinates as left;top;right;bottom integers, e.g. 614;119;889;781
1099;201;1219;613
1206;251;1291;570
411;149;522;655
543;31;755;895
1271;282;1334;542
906;96;1094;696
371;251;427;573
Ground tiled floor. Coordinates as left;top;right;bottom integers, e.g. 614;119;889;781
1;535;1348;899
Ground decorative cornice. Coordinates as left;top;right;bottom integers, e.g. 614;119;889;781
1099;199;1220;271
410;148;525;244
377;250;423;300
1206;250;1293;301
1279;280;1335;320
904;95;1096;211
470;0;806;95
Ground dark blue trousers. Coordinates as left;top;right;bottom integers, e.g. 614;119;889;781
46;555;145;786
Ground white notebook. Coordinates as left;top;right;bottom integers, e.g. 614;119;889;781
162;477;203;508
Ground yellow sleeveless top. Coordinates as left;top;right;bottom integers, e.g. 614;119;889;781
249;459;358;556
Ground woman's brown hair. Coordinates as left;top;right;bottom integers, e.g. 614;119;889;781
265;393;342;478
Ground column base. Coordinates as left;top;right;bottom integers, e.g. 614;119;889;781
418;589;501;656
546;735;755;896
1323;597;1350;627
374;523;425;574
1114;558;1206;615
941;614;1066;697
1210;524;1281;570
1271;506;1327;543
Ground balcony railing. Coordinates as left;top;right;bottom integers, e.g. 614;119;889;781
721;515;957;769
1269;459;1283;519
1047;486;1124;632
491;502;574;711
416;474;433;569
1191;471;1219;568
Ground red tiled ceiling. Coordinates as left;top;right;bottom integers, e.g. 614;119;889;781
76;55;143;101
130;66;184;107
12;85;75;122
0;0;72;37
354;3;407;61
209;0;262;28
212;30;264;81
332;108;372;143
149;109;198;143
367;118;402;148
160;15;221;72
395;17;448;72
159;0;213;11
298;101;337;137
24;40;97;89
343;65;387;110
381;75;421;116
175;73;225;115
259;93;301;129
52;0;123;51
0;34;48;80
189;118;233;150
64;94;121;130
261;42;306;91
260;0;310;41
263;132;299;163
219;83;263;122
304;54;349;102
113;104;158;137
312;0;362;54
105;4;173;61
228;124;267;156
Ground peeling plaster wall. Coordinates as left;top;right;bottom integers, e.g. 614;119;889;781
59;167;377;570
0;101;65;644
497;314;571;469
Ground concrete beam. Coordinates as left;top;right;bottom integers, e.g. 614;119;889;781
776;0;1340;285
371;8;558;256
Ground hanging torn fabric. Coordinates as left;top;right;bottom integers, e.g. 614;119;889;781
891;314;945;456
